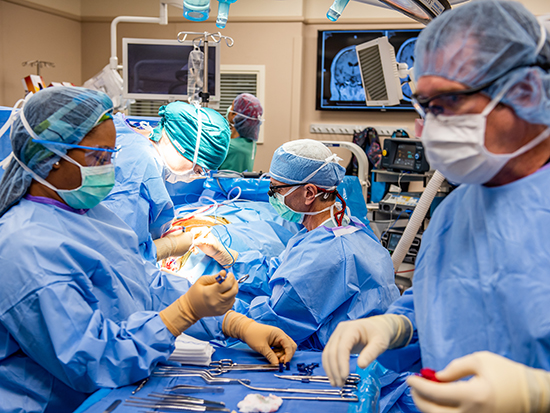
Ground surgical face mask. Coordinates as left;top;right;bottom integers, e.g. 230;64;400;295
268;186;333;224
13;151;115;210
422;85;550;185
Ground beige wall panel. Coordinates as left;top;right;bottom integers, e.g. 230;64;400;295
0;1;81;106
81;0;304;19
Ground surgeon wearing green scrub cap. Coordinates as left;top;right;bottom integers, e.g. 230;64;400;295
101;101;231;264
150;101;231;183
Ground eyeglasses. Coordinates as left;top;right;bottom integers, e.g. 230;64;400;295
267;183;303;197
411;78;498;118
32;139;121;167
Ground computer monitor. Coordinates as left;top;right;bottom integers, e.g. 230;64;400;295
316;29;421;111
122;38;221;103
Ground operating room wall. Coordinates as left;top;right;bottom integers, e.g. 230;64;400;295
0;1;82;106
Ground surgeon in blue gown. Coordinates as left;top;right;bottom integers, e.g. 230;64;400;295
324;2;550;412
192;139;399;349
101;103;230;264
0;87;295;413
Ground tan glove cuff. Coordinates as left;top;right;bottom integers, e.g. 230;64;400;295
213;248;239;268
525;367;550;413
159;294;200;336
386;314;414;349
154;236;177;261
222;310;254;340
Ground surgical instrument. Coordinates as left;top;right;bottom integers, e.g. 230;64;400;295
237;380;358;396
130;394;225;407
101;399;121;413
275;373;361;386
208;359;280;373
131;377;149;394
124;400;230;412
166;384;225;394
237;274;250;283
280;394;359;402
152;367;251;384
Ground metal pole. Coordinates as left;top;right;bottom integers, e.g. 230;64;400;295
202;36;209;107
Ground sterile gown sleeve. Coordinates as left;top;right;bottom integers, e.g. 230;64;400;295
102;113;174;263
377;288;422;372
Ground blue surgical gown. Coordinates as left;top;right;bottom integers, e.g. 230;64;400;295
230;217;400;349
384;167;550;372
0;197;221;413
101;113;174;264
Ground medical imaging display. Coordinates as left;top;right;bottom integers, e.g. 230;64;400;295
394;143;416;168
316;30;421;111
126;43;217;97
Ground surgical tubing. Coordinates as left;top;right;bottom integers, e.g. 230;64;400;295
391;170;445;272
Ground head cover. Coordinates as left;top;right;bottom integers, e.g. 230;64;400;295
0;87;113;217
414;0;550;127
231;93;264;142
269;139;345;190
150;101;230;170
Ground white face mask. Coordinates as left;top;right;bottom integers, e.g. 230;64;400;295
422;87;550;185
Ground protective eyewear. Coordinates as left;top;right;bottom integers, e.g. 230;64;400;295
32;138;121;167
411;79;496;118
267;183;303;197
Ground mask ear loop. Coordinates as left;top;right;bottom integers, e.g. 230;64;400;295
535;20;547;56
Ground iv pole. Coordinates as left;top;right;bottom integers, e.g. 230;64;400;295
177;31;234;107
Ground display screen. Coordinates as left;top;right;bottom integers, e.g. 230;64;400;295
393;143;416;168
316;29;421;111
387;232;402;252
123;39;219;101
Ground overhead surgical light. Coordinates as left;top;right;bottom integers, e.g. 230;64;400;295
328;0;463;25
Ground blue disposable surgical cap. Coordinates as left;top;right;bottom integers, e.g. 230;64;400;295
232;93;263;142
150;102;230;170
0;87;113;217
414;0;550;127
269;139;345;189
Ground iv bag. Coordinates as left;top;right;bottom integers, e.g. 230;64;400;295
187;48;205;105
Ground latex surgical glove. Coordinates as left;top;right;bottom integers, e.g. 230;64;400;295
160;271;238;336
407;351;550;413
322;314;413;387
222;310;297;364
189;226;239;268
154;231;193;261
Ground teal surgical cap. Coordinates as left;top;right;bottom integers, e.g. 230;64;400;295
269;139;345;189
0;87;113;217
415;0;550;127
150;102;230;170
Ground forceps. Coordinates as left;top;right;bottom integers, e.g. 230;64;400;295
208;359;279;373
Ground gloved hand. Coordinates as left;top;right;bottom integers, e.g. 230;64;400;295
160;271;238;336
222;311;297;364
189;227;238;268
154;231;193;261
322;314;413;387
407;351;550;413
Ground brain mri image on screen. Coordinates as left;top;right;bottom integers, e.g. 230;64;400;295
317;30;421;110
396;37;417;102
330;45;365;101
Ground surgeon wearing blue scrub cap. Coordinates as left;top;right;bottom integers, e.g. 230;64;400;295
0;87;294;413
323;2;550;412
101;101;231;264
193;139;399;349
